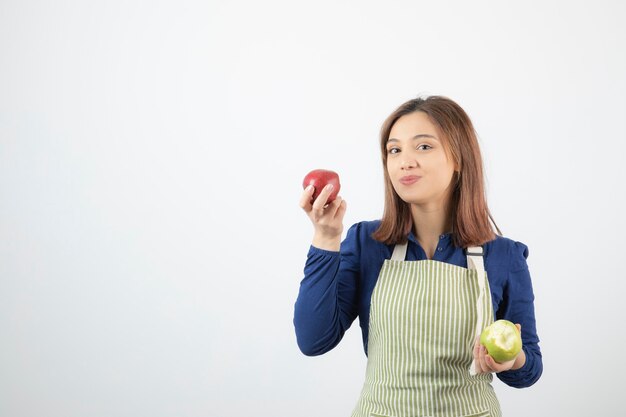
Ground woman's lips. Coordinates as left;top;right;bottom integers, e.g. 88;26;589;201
399;175;421;185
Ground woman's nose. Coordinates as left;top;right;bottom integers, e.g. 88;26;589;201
401;157;417;170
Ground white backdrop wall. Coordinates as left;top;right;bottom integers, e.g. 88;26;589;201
1;1;625;416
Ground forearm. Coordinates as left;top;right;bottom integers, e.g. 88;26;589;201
294;223;362;356
497;344;543;388
294;246;349;356
312;232;341;252
510;348;526;370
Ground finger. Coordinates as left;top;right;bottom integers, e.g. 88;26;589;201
324;196;340;216
472;337;483;374
484;354;499;373
475;338;488;374
479;345;492;374
515;323;522;333
299;185;316;211
478;346;489;373
310;186;336;222
327;195;345;216
486;355;514;373
473;337;481;360
334;198;347;220
311;184;335;210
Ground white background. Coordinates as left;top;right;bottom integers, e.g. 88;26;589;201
1;1;625;416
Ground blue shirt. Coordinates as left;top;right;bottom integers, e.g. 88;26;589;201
294;220;543;388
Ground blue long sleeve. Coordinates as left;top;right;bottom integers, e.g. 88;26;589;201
293;224;361;356
495;241;543;387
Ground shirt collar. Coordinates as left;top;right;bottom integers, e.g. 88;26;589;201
407;230;453;244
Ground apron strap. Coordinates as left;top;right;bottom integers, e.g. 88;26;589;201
391;242;408;261
466;245;488;376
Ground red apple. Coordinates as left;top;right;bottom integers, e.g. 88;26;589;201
302;169;341;204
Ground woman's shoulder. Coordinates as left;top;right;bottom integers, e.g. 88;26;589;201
484;234;530;270
346;219;383;239
340;220;388;261
343;219;388;249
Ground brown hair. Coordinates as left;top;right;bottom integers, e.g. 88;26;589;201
371;95;502;248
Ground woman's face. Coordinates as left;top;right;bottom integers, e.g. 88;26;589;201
386;111;458;206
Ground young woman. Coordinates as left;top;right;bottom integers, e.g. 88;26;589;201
294;96;543;417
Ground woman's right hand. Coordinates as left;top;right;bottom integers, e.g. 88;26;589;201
299;184;347;251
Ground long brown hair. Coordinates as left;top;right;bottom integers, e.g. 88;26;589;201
371;96;502;248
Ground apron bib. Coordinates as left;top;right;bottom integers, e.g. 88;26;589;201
351;243;501;417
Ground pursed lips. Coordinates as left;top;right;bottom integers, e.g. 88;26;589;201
399;175;421;185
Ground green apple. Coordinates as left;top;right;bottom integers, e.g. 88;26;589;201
480;320;522;363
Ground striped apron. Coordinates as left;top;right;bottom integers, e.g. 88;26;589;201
351;243;501;417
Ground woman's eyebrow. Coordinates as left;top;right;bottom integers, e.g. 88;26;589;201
387;134;439;143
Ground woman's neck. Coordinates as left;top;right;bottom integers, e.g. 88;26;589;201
410;202;453;258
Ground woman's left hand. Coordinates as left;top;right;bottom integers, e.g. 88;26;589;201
473;323;525;374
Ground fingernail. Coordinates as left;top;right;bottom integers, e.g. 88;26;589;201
326;184;333;191
306;185;313;192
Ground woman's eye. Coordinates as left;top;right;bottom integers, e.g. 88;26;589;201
417;144;432;150
387;148;399;154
